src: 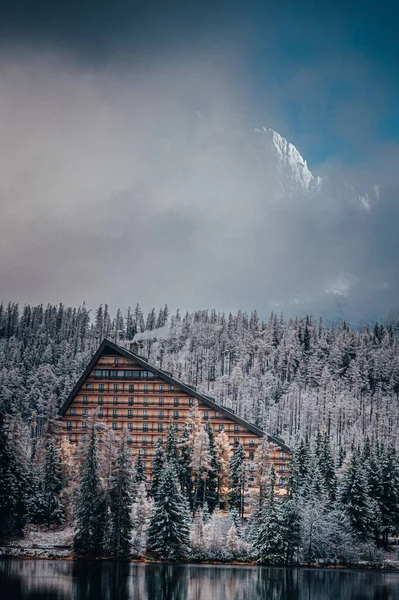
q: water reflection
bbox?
[1,560,399,600]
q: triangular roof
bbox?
[59,339,291,453]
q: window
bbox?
[170,385,174,391]
[99,383,105,392]
[82,435,87,441]
[127,447,132,455]
[114,383,119,392]
[129,384,134,392]
[219,424,224,431]
[98,397,103,405]
[158,410,164,419]
[143,423,149,432]
[128,423,133,431]
[144,384,149,391]
[94,369,102,377]
[249,451,255,460]
[173,410,179,419]
[67,421,72,430]
[70,408,75,415]
[279,465,285,472]
[158,423,164,432]
[83,396,88,404]
[147,372,155,379]
[204,411,209,420]
[142,462,147,471]
[174,398,179,406]
[86,384,93,390]
[215,411,220,418]
[159,384,165,392]
[112,422,118,430]
[234,425,240,433]
[189,398,194,406]
[128,409,134,418]
[128,397,134,406]
[110,370,118,378]
[142,436,149,444]
[83,409,88,417]
[143,397,149,406]
[95,370,109,379]
[234,437,239,446]
[113,397,118,405]
[98,409,104,418]
[279,478,285,486]
[115,357,120,365]
[140,448,147,456]
[249,438,255,446]
[159,398,164,406]
[113,409,118,418]
[280,452,285,458]
[82,421,88,429]
[143,410,148,418]
[67,434,72,441]
[173,424,179,432]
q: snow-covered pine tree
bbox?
[253,465,286,565]
[131,482,153,557]
[214,430,231,506]
[109,433,134,559]
[74,422,106,556]
[339,449,374,541]
[147,464,191,560]
[150,437,166,499]
[228,442,246,518]
[133,451,147,487]
[165,422,180,468]
[190,427,213,513]
[42,438,65,527]
[178,424,193,503]
[0,413,29,539]
[204,422,219,512]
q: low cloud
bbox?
[0,48,398,320]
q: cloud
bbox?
[0,46,398,321]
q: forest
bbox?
[0,301,399,564]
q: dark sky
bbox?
[0,0,398,319]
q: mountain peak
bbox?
[255,127,323,193]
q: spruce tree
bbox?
[109,434,133,559]
[150,437,166,499]
[254,466,286,565]
[74,423,105,555]
[147,464,191,560]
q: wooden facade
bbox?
[59,340,291,492]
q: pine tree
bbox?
[226,523,239,556]
[191,427,213,513]
[229,442,246,518]
[204,422,219,512]
[215,430,231,506]
[178,424,193,503]
[254,466,286,565]
[109,433,134,559]
[339,450,374,541]
[147,464,191,560]
[133,451,147,487]
[0,414,29,539]
[74,422,106,555]
[42,438,65,527]
[131,482,153,557]
[165,422,180,468]
[150,437,166,499]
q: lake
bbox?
[1,561,399,600]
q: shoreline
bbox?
[1,549,399,572]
